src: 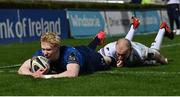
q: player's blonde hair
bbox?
[40,32,61,47]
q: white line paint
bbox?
[161,43,180,48]
[1,69,180,75]
[99,70,180,75]
[0,64,21,69]
[0,70,17,73]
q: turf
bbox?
[0,34,180,96]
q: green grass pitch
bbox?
[0,33,180,96]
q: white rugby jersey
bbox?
[98,41,117,58]
[125,42,149,66]
[98,41,151,66]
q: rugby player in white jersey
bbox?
[90,17,174,67]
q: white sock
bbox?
[150,28,165,50]
[125,25,135,41]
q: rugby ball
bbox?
[30,56,50,74]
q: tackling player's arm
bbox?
[153,52,168,64]
[18,59,33,75]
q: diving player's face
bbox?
[116,44,130,61]
[115,40,131,67]
[41,42,59,61]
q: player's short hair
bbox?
[116,38,132,50]
[40,32,61,47]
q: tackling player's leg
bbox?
[149,22,173,65]
[150,22,174,51]
[160,22,174,40]
[125,16,140,41]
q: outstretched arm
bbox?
[154,52,168,64]
[34,63,80,79]
[18,59,33,75]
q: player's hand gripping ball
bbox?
[30,56,50,74]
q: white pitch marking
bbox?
[98,70,180,75]
[161,43,180,48]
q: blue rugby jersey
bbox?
[75,46,110,73]
[33,46,84,73]
[33,45,110,74]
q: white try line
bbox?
[161,43,180,48]
[1,69,180,75]
[0,64,21,69]
[99,70,180,75]
[0,70,17,73]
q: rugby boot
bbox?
[97,31,106,45]
[160,22,174,40]
[131,16,140,29]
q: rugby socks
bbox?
[88,37,99,50]
[150,29,165,50]
[125,25,135,41]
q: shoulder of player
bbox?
[60,45,79,55]
[60,45,76,51]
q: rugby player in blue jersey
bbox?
[18,32,114,79]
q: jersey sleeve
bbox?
[98,41,116,58]
[65,48,82,66]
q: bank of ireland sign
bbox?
[0,9,68,44]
